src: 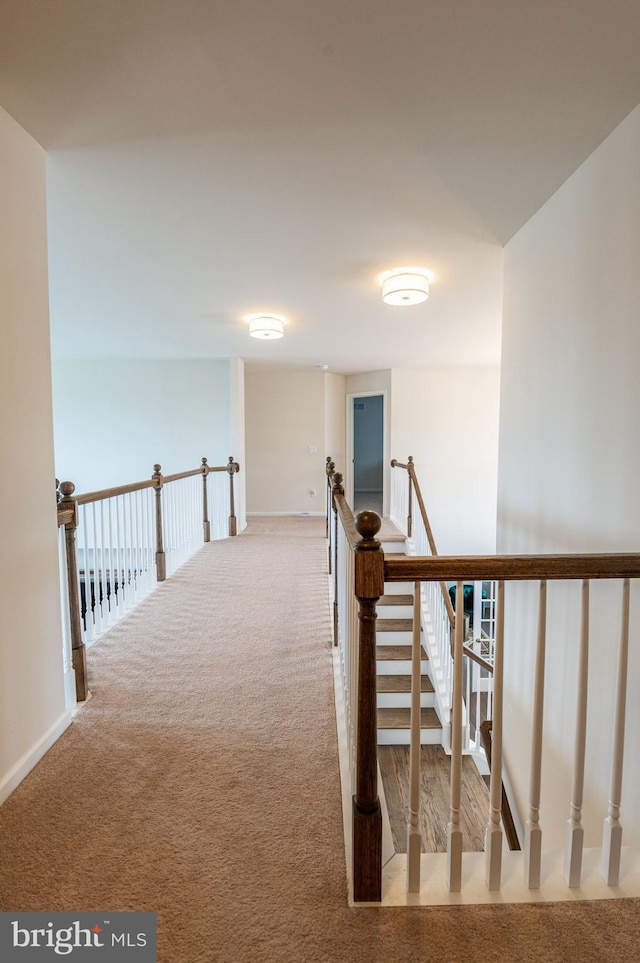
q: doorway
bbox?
[351,393,384,514]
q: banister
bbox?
[390,458,456,626]
[405,460,438,558]
[55,457,240,703]
[463,643,494,675]
[75,478,156,505]
[384,553,640,582]
[161,467,203,484]
[480,720,520,853]
[333,490,361,551]
[68,461,238,505]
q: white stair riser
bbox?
[377,659,429,675]
[376,631,418,644]
[377,692,435,709]
[381,542,406,554]
[382,582,414,595]
[377,605,414,619]
[377,729,442,746]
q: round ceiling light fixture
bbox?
[247,314,286,339]
[380,267,431,306]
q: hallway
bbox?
[0,518,638,962]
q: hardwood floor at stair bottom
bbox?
[378,745,490,853]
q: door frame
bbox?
[345,389,388,517]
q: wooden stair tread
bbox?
[379,594,413,606]
[377,618,413,632]
[377,674,434,693]
[376,644,427,661]
[377,707,441,729]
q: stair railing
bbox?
[56,457,240,702]
[376,549,639,900]
[390,458,458,744]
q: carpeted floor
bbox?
[0,517,638,961]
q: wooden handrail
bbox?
[463,643,494,675]
[74,478,156,505]
[391,458,456,627]
[67,461,237,505]
[384,553,640,582]
[480,720,520,852]
[333,491,360,551]
[162,467,203,484]
[406,461,439,557]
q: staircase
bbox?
[377,537,442,745]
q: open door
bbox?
[350,393,384,514]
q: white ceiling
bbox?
[2,1,640,373]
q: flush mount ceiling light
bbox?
[247,314,285,339]
[380,267,431,306]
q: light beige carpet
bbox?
[0,517,638,961]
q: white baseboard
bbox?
[0,710,74,806]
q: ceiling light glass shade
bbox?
[248,315,285,339]
[381,269,430,306]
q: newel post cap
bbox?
[332,472,344,494]
[355,510,382,549]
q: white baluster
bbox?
[407,580,422,892]
[123,492,132,609]
[525,580,547,888]
[485,579,504,890]
[136,491,145,598]
[98,500,106,626]
[601,577,630,885]
[564,579,589,887]
[92,502,103,634]
[447,581,464,892]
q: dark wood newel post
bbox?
[353,509,384,902]
[227,456,239,536]
[407,455,414,538]
[201,457,211,542]
[331,472,343,645]
[59,481,88,702]
[152,464,166,581]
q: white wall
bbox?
[229,357,247,532]
[0,107,69,802]
[498,104,640,846]
[52,359,231,492]
[391,367,500,554]
[324,372,346,474]
[245,368,326,514]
